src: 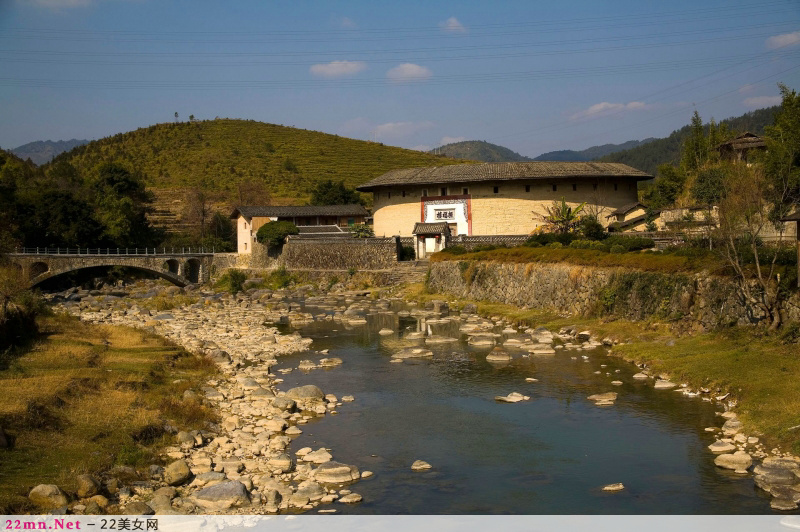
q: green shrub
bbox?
[227,270,246,295]
[525,233,576,247]
[442,245,467,255]
[256,221,299,247]
[350,225,374,238]
[547,242,563,249]
[265,266,294,289]
[579,216,607,241]
[604,235,655,252]
[610,244,625,253]
[589,241,607,251]
[472,244,500,252]
[399,245,416,261]
[569,239,593,249]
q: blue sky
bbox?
[1,0,799,158]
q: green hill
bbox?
[597,107,779,175]
[533,139,654,162]
[12,139,89,166]
[54,119,465,203]
[431,140,532,162]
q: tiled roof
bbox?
[296,225,345,234]
[412,222,451,235]
[780,211,800,222]
[357,162,651,191]
[609,202,646,216]
[231,204,369,219]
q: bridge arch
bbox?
[163,259,180,275]
[30,261,49,279]
[185,258,202,284]
[28,264,189,288]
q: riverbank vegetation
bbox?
[403,283,800,455]
[0,313,218,513]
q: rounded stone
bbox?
[411,460,432,471]
[285,385,325,401]
[28,484,68,509]
[163,460,191,486]
[714,451,753,472]
[314,461,361,483]
[75,474,100,498]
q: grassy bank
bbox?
[403,283,800,455]
[0,313,218,513]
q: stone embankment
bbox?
[427,261,800,329]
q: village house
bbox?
[230,204,368,254]
[356,161,652,238]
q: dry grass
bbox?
[0,313,219,513]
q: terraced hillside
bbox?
[55,119,466,203]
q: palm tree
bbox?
[538,197,586,234]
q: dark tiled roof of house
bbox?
[717,132,767,151]
[357,162,651,191]
[609,202,646,216]
[231,204,368,219]
[412,222,451,235]
[780,211,800,222]
[296,225,345,234]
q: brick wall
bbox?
[281,238,398,270]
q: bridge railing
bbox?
[14,247,215,256]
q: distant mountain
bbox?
[431,140,532,162]
[597,106,779,175]
[12,139,89,165]
[533,139,655,162]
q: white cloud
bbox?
[439,17,467,33]
[766,30,800,50]
[310,60,367,78]
[440,136,466,145]
[372,121,435,140]
[570,101,649,121]
[386,63,433,83]
[743,95,782,108]
[339,16,357,29]
[27,0,92,7]
[738,84,756,94]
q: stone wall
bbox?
[427,260,800,330]
[280,238,398,270]
[449,235,529,250]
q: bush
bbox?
[227,270,246,295]
[610,244,625,254]
[399,245,416,261]
[350,225,374,238]
[603,235,655,252]
[442,245,467,255]
[547,242,563,249]
[579,216,606,240]
[569,239,592,249]
[256,221,299,247]
[525,233,576,247]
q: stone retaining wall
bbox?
[448,234,529,249]
[281,238,398,270]
[427,260,800,329]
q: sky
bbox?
[1,0,800,158]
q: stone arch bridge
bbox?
[8,249,216,287]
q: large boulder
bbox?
[714,451,753,472]
[28,484,68,509]
[285,385,325,401]
[192,481,251,511]
[75,474,100,498]
[313,461,361,483]
[163,460,192,486]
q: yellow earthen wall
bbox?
[371,179,639,236]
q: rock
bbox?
[411,460,432,471]
[192,481,251,511]
[714,451,753,472]
[314,461,361,483]
[272,397,297,412]
[304,448,333,464]
[175,431,196,446]
[392,347,434,359]
[771,498,798,511]
[708,441,737,453]
[88,495,109,509]
[267,453,293,471]
[28,485,68,509]
[124,501,155,515]
[320,358,343,367]
[486,347,512,363]
[632,372,649,380]
[341,395,355,402]
[602,483,625,492]
[164,460,192,486]
[361,471,374,479]
[495,392,528,403]
[147,495,173,514]
[653,380,677,390]
[295,481,325,501]
[286,385,325,401]
[721,418,743,436]
[378,328,394,335]
[587,392,618,402]
[339,493,362,504]
[75,474,100,498]
[754,464,799,490]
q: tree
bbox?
[174,112,179,123]
[189,114,195,122]
[762,83,800,223]
[643,164,687,209]
[92,162,159,247]
[256,221,299,247]
[184,187,216,240]
[309,180,363,206]
[536,197,586,234]
[234,178,271,206]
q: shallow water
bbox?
[272,299,769,514]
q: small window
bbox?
[440,187,447,196]
[572,184,577,191]
[493,186,499,194]
[525,185,530,193]
[614,183,618,191]
[244,242,247,251]
[388,191,391,199]
[552,184,557,192]
[593,184,598,191]
[422,189,428,197]
[462,187,469,195]
[402,190,406,197]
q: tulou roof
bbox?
[357,161,651,191]
[231,204,368,219]
[609,202,647,217]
